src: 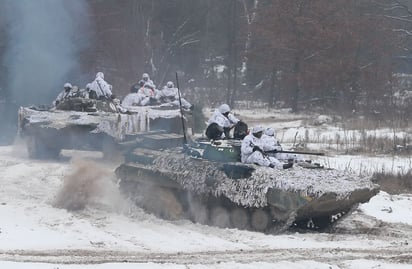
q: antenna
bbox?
[175,72,187,145]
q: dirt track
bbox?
[1,245,411,265]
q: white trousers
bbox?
[170,98,191,110]
[243,151,283,169]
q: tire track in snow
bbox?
[0,247,411,265]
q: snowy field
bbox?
[1,109,412,268]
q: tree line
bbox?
[2,0,412,119]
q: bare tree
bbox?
[247,0,404,114]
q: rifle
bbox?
[265,149,325,156]
[175,72,187,145]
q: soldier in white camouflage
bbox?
[241,126,293,169]
[53,83,75,106]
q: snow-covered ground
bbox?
[1,108,412,268]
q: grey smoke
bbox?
[2,0,90,106]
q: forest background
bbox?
[1,0,412,139]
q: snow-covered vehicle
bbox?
[115,137,380,233]
[18,97,187,159]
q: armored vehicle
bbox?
[115,137,379,232]
[18,97,188,159]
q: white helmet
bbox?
[166,81,174,88]
[96,72,104,79]
[252,126,264,134]
[142,73,150,80]
[218,104,230,114]
[264,127,275,136]
[64,82,72,89]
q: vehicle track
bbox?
[1,246,411,265]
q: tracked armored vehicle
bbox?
[115,137,379,233]
[18,97,188,159]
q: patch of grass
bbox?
[291,117,412,156]
[373,171,412,194]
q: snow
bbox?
[20,105,182,141]
[360,191,412,225]
[316,154,412,175]
[2,108,412,268]
[2,260,412,269]
[153,151,377,208]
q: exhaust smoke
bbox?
[0,0,91,143]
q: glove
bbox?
[253,146,262,153]
[269,163,275,169]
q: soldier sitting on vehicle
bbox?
[122,82,144,107]
[156,81,193,110]
[241,126,293,169]
[141,73,156,90]
[88,72,114,100]
[54,83,97,111]
[262,127,304,163]
[130,79,145,95]
[53,83,75,106]
[138,82,159,106]
[75,85,89,99]
[206,104,241,140]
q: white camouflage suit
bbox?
[262,128,303,162]
[88,72,113,99]
[141,73,156,90]
[156,82,192,109]
[241,128,283,168]
[121,92,144,106]
[207,105,239,139]
[137,85,157,106]
[53,83,75,106]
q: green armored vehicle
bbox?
[115,137,379,232]
[18,97,187,159]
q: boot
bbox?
[282,163,293,169]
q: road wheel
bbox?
[210,206,231,228]
[230,208,249,230]
[270,206,290,222]
[143,187,183,221]
[251,209,270,231]
[312,216,331,230]
[189,198,209,224]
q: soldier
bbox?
[122,83,144,107]
[241,126,293,169]
[262,127,304,163]
[130,79,145,94]
[138,83,158,106]
[157,81,193,110]
[206,104,239,140]
[53,83,74,106]
[141,73,156,90]
[88,72,113,100]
